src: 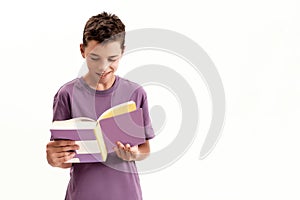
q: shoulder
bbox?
[116,76,148,107]
[54,78,80,99]
[117,76,147,96]
[52,78,80,121]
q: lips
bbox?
[97,71,112,78]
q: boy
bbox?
[46,12,155,200]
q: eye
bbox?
[108,59,117,62]
[90,57,100,61]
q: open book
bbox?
[50,101,146,163]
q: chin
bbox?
[99,73,115,82]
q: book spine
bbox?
[93,123,108,162]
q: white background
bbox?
[0,0,299,199]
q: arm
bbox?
[114,87,155,161]
[114,140,151,161]
[48,87,76,168]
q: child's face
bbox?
[80,40,123,83]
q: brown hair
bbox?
[82,12,125,49]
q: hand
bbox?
[114,141,139,161]
[46,140,79,168]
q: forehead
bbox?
[86,40,122,56]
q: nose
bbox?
[95,60,111,73]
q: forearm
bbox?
[135,140,150,161]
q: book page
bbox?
[51,118,97,129]
[98,101,137,121]
[75,140,101,154]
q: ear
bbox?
[80,44,85,58]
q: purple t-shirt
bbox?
[52,76,155,200]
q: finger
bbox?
[54,151,76,158]
[53,140,76,147]
[119,147,128,160]
[125,150,132,161]
[48,152,75,167]
[55,145,79,153]
[55,152,76,163]
[125,144,131,151]
[128,146,139,161]
[117,141,125,150]
[49,151,75,161]
[47,141,78,153]
[114,147,122,158]
[129,145,139,154]
[47,146,78,155]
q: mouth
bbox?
[96,71,112,78]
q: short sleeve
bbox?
[52,88,72,121]
[134,88,155,140]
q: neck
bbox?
[96,75,116,90]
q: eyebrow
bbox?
[89,53,119,58]
[109,55,119,58]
